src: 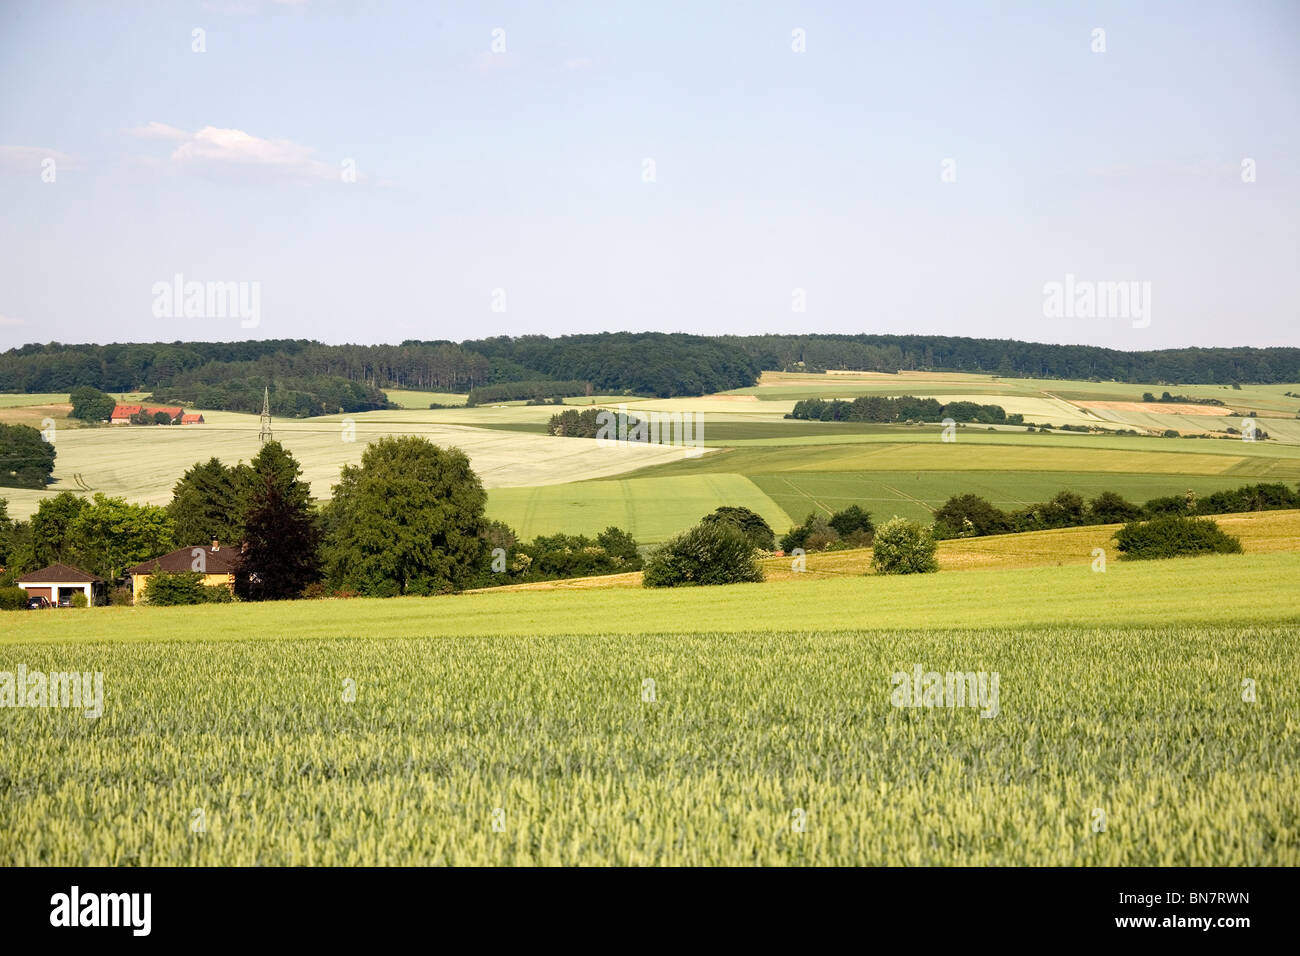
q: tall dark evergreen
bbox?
[235,441,320,600]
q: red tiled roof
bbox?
[18,562,103,584]
[111,404,184,420]
[181,413,204,424]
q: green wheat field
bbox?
[3,557,1298,866]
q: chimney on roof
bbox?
[211,538,219,552]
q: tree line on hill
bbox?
[787,396,1018,425]
[6,334,1296,416]
[1142,391,1227,406]
[722,334,1300,384]
[0,333,763,409]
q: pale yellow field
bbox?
[0,410,708,519]
[593,396,794,418]
[910,393,1101,427]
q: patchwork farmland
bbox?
[3,371,1300,866]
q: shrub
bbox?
[1144,494,1193,517]
[828,505,874,541]
[1197,482,1300,515]
[932,494,1010,539]
[700,506,776,551]
[780,512,841,553]
[142,571,207,606]
[595,526,642,567]
[1088,491,1144,524]
[69,591,89,608]
[1114,515,1243,560]
[0,586,28,610]
[1021,491,1086,530]
[108,585,133,606]
[203,584,235,603]
[870,517,938,575]
[643,521,764,588]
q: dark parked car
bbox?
[26,595,52,609]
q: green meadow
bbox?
[6,551,1299,642]
[486,473,789,544]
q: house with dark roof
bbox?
[127,540,240,604]
[17,563,106,606]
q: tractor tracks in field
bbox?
[878,481,936,514]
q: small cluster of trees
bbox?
[546,407,654,439]
[930,482,1300,540]
[477,524,642,585]
[0,491,174,586]
[787,396,1018,425]
[1142,391,1226,406]
[0,423,56,489]
[779,506,875,552]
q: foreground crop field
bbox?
[1,621,1295,865]
[3,554,1298,866]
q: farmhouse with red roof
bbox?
[109,404,186,424]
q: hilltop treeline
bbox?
[0,333,762,401]
[723,335,1300,384]
[3,335,1299,409]
[788,396,1017,424]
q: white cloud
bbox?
[564,57,592,70]
[129,122,350,183]
[0,314,27,327]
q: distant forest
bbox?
[1,334,1296,417]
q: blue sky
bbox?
[0,0,1296,351]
